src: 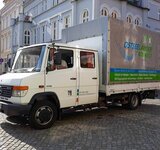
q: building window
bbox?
[53,0,62,6]
[135,18,141,26]
[4,37,6,50]
[6,16,8,27]
[57,0,63,4]
[158,10,160,20]
[4,18,6,29]
[52,21,58,40]
[64,16,70,28]
[7,35,10,49]
[101,7,109,16]
[3,18,5,29]
[34,6,38,16]
[34,29,37,44]
[14,32,17,46]
[42,2,44,12]
[6,36,8,50]
[24,30,30,45]
[1,19,3,30]
[42,25,45,42]
[8,35,10,49]
[82,10,89,23]
[111,11,118,19]
[45,0,47,11]
[9,15,11,26]
[127,15,132,23]
[1,38,3,51]
[2,38,4,51]
[42,1,47,12]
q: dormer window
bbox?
[101,8,109,16]
[82,10,89,23]
[111,11,118,19]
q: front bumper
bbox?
[0,101,31,116]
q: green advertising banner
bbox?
[110,68,160,82]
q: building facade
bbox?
[0,0,23,73]
[147,0,160,32]
[23,0,160,45]
[0,0,160,74]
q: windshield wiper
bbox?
[12,68,30,73]
[12,67,40,73]
[31,67,40,72]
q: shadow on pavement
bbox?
[1,102,160,149]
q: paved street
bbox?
[0,99,160,150]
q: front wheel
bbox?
[128,93,140,110]
[29,101,58,129]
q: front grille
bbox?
[0,85,12,98]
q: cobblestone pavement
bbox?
[0,99,160,150]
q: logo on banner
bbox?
[121,35,153,61]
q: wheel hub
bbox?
[35,106,53,125]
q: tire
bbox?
[29,100,58,129]
[128,93,139,110]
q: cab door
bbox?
[78,50,99,105]
[45,48,77,108]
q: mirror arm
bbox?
[46,67,49,74]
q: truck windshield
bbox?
[11,45,46,73]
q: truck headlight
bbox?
[12,86,29,97]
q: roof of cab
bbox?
[18,42,98,52]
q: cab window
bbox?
[80,51,95,68]
[47,48,73,71]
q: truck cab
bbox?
[0,43,99,129]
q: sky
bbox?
[0,0,4,10]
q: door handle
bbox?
[70,78,77,80]
[92,77,97,80]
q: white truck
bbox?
[0,17,160,129]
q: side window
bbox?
[47,48,56,71]
[47,48,74,71]
[80,51,95,68]
[57,49,73,70]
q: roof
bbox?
[19,43,98,52]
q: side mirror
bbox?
[54,51,61,65]
[46,66,49,74]
[7,53,15,69]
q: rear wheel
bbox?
[128,93,139,110]
[29,100,58,129]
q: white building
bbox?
[0,0,23,73]
[23,0,160,45]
